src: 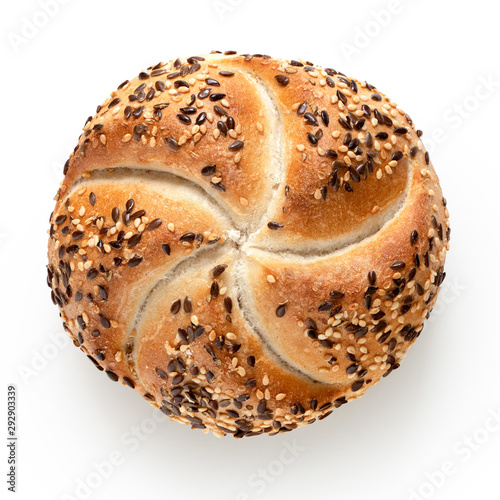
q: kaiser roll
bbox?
[47,51,450,438]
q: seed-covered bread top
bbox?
[47,51,450,438]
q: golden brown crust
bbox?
[47,51,450,438]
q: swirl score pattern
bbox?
[47,52,450,438]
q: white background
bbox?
[2,1,499,499]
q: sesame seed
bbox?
[229,140,244,151]
[276,303,287,317]
[304,113,319,126]
[275,75,290,86]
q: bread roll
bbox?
[47,51,450,437]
